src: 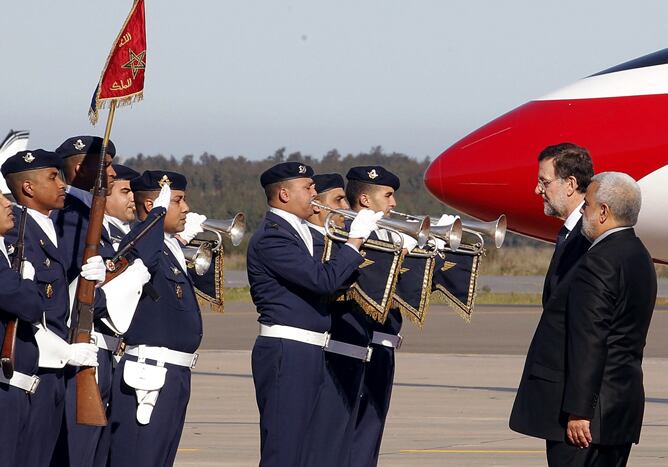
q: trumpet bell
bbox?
[197,213,247,247]
[429,217,462,251]
[462,214,507,248]
[183,243,212,276]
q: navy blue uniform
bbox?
[108,207,202,467]
[300,228,371,467]
[247,212,363,467]
[5,211,72,467]
[50,193,117,467]
[0,241,42,467]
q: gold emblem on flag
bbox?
[121,49,146,79]
[74,139,86,151]
[440,261,456,272]
[367,169,378,179]
[45,283,54,299]
[158,175,172,187]
[23,152,35,163]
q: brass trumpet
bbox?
[193,213,247,249]
[462,215,507,249]
[183,243,213,276]
[389,210,463,251]
[311,201,430,251]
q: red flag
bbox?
[89,0,146,124]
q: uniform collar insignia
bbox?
[367,169,378,179]
[159,175,172,187]
[23,152,35,163]
[73,139,86,151]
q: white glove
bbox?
[21,260,35,281]
[67,342,99,367]
[348,209,384,240]
[153,183,171,210]
[178,212,207,244]
[434,214,458,250]
[80,255,106,287]
[399,233,418,252]
[437,214,458,226]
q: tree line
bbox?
[121,147,541,251]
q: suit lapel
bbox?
[543,219,584,304]
[265,212,311,256]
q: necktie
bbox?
[556,225,569,247]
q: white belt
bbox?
[0,371,40,394]
[371,331,402,349]
[92,331,124,354]
[259,324,372,361]
[125,345,198,369]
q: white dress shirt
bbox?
[562,201,585,239]
[306,222,326,236]
[28,208,58,247]
[164,234,188,272]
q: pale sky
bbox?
[2,1,668,160]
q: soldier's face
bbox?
[164,190,189,234]
[284,178,316,220]
[366,186,396,215]
[26,167,67,212]
[0,194,14,235]
[106,179,136,223]
[315,188,348,227]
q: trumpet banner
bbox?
[392,250,436,327]
[188,244,225,314]
[323,231,403,324]
[431,244,483,322]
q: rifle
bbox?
[0,205,28,379]
[71,105,116,426]
[104,209,166,283]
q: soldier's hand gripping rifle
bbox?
[0,205,29,379]
[71,140,112,426]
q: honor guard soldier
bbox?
[51,136,149,467]
[346,165,404,467]
[303,173,375,467]
[247,162,381,467]
[0,192,42,467]
[1,149,102,466]
[105,164,140,250]
[107,171,202,467]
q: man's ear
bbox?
[566,176,578,196]
[278,186,289,203]
[359,193,371,209]
[144,197,154,213]
[599,203,609,224]
[22,180,34,198]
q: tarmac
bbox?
[174,302,668,466]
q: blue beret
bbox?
[1,149,63,178]
[55,136,116,159]
[130,170,187,192]
[346,166,400,190]
[113,164,140,181]
[260,162,314,188]
[313,173,345,194]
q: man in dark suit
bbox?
[247,162,380,467]
[509,143,594,464]
[561,172,656,466]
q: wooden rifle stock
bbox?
[73,102,116,426]
[1,206,28,379]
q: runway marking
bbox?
[400,449,542,454]
[177,448,200,452]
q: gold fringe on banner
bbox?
[90,94,144,125]
[193,247,225,314]
[431,250,483,323]
[393,255,436,327]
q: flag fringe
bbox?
[89,93,144,125]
